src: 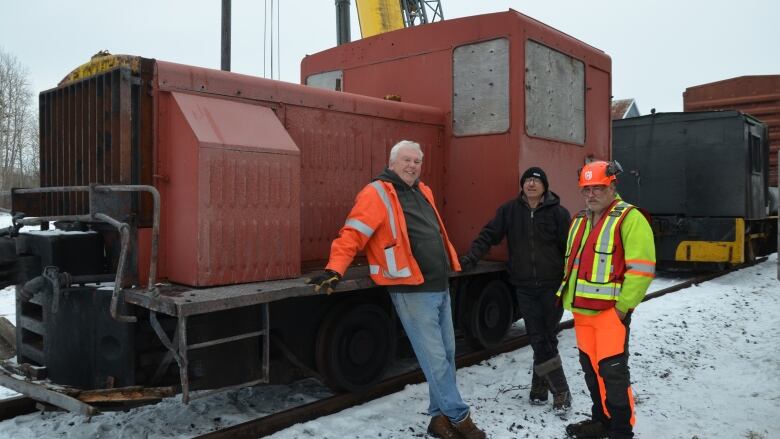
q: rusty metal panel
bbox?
[163,92,300,287]
[285,106,373,262]
[684,75,780,186]
[32,64,154,219]
[284,105,444,263]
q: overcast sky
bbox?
[2,0,778,114]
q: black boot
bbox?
[534,355,572,411]
[565,418,608,438]
[529,370,549,404]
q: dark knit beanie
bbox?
[520,166,549,191]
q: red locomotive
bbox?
[0,9,611,406]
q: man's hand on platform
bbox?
[307,269,342,295]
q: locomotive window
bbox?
[750,134,761,173]
[452,38,510,136]
[525,40,585,144]
[306,70,343,91]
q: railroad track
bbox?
[0,259,765,434]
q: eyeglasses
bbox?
[580,185,608,196]
[524,177,543,185]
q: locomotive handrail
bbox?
[93,212,136,323]
[94,184,162,295]
[11,184,163,322]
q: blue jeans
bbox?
[389,290,470,423]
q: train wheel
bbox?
[315,301,396,392]
[464,280,514,350]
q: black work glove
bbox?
[307,269,342,294]
[459,254,478,272]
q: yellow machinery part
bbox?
[356,0,405,38]
[59,52,141,86]
[675,218,745,264]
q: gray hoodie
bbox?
[376,168,449,293]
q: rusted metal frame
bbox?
[51,89,62,214]
[148,311,184,382]
[104,72,115,186]
[0,368,97,416]
[95,184,161,292]
[14,184,162,295]
[39,93,50,216]
[16,214,92,226]
[187,330,264,351]
[269,333,322,383]
[118,69,133,185]
[97,74,106,186]
[147,305,270,404]
[110,71,121,184]
[177,314,191,404]
[149,309,191,404]
[92,211,136,323]
[137,60,155,225]
[262,303,270,384]
[79,80,88,212]
[13,186,138,323]
[14,186,90,195]
[64,85,72,213]
[87,77,96,210]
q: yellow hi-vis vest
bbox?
[559,201,634,310]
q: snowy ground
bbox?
[0,250,776,438]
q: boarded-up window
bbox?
[525,40,585,144]
[306,70,343,91]
[452,38,509,136]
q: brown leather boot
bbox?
[427,415,460,439]
[452,413,487,439]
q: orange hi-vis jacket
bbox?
[557,197,656,315]
[326,180,461,285]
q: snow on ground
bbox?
[0,254,777,438]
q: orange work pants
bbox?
[573,308,635,438]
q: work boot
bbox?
[452,412,487,439]
[529,370,549,404]
[565,419,608,438]
[427,415,460,439]
[534,355,572,411]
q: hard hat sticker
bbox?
[584,170,593,180]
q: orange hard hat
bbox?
[578,160,622,187]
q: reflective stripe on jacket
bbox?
[558,197,656,314]
[326,180,461,285]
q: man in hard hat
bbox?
[308,140,487,439]
[459,166,572,411]
[560,160,655,439]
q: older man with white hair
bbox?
[309,140,487,439]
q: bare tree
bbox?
[0,47,38,199]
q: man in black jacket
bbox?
[460,166,572,411]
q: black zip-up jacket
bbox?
[464,191,571,288]
[377,168,449,293]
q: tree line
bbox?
[0,47,39,209]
